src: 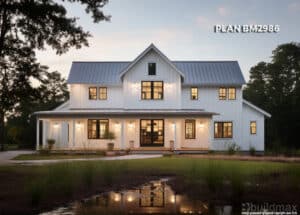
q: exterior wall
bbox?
[242,104,265,151]
[182,86,244,150]
[69,84,123,109]
[122,50,181,109]
[39,117,210,150]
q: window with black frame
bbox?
[141,81,163,100]
[185,119,196,139]
[214,122,233,138]
[88,119,109,139]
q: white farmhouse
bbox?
[35,44,271,152]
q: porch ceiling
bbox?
[34,109,218,118]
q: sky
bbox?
[36,0,300,81]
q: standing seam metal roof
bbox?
[67,60,246,86]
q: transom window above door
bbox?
[141,81,163,100]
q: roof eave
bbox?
[243,99,271,118]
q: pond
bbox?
[40,178,237,214]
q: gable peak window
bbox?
[148,63,156,75]
[89,87,97,100]
[191,87,198,100]
[141,81,163,100]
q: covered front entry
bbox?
[140,119,164,147]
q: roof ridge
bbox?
[72,61,131,63]
[173,60,238,63]
[72,60,238,63]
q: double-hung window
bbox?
[191,87,198,100]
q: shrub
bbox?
[226,142,240,155]
[249,146,256,156]
[47,138,55,150]
[107,142,114,151]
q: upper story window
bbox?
[219,87,227,100]
[250,121,257,134]
[219,87,236,100]
[89,87,97,100]
[185,119,196,139]
[190,87,198,100]
[214,121,233,138]
[88,119,109,139]
[228,88,236,100]
[141,81,163,100]
[99,87,107,100]
[148,63,156,75]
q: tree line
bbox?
[244,42,300,150]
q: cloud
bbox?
[288,2,300,12]
[217,6,229,17]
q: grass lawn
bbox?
[13,153,104,160]
[0,157,299,214]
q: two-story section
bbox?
[35,44,271,152]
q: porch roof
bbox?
[34,108,218,118]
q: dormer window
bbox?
[148,63,156,75]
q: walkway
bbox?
[0,152,162,165]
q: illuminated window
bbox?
[148,63,156,75]
[219,87,227,100]
[88,119,109,139]
[250,121,257,134]
[228,88,236,100]
[191,87,198,100]
[214,122,233,138]
[89,87,97,100]
[99,87,107,100]
[141,81,163,100]
[185,119,196,139]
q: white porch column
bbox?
[36,118,40,150]
[72,119,76,148]
[173,123,177,149]
[120,120,125,149]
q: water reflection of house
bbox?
[80,180,209,214]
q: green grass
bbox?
[1,157,300,213]
[13,153,104,160]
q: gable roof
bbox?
[243,99,271,118]
[67,44,246,86]
[119,43,185,80]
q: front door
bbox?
[140,119,164,147]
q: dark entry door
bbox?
[140,119,164,147]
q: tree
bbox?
[244,42,300,149]
[0,0,110,150]
[6,71,69,148]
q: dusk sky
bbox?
[36,0,300,81]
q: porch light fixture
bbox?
[129,121,134,128]
[76,121,82,128]
[198,121,204,128]
[53,123,59,128]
